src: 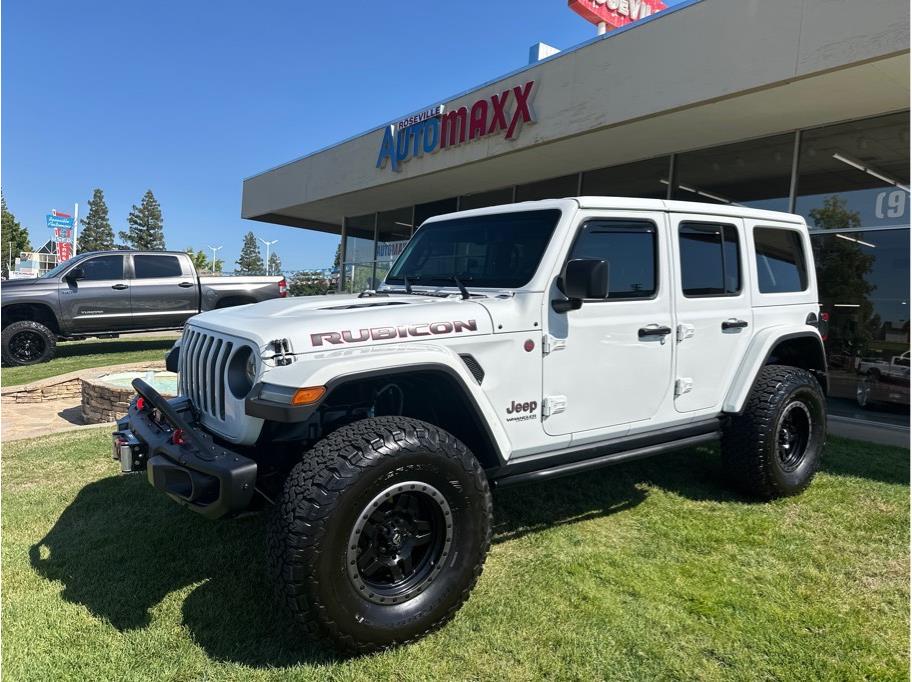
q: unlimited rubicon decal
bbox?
[311,319,478,346]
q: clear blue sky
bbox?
[2,0,683,272]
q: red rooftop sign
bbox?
[568,0,667,30]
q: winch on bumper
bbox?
[112,378,257,519]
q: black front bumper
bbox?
[114,379,257,519]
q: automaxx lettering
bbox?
[376,81,536,172]
[311,319,478,346]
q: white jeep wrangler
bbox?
[114,197,828,652]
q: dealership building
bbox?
[242,0,910,436]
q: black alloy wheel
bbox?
[1,320,57,366]
[776,401,812,472]
[347,481,452,605]
[9,329,46,363]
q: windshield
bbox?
[386,209,561,289]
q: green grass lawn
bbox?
[2,431,907,681]
[1,336,176,387]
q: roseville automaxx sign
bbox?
[376,81,537,172]
[568,0,667,29]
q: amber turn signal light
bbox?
[291,386,326,405]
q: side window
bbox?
[134,255,183,279]
[568,220,657,299]
[753,227,808,293]
[679,222,741,296]
[78,255,124,281]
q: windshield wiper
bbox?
[385,275,449,298]
[441,274,472,300]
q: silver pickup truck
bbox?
[0,250,286,366]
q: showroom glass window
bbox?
[343,213,375,293]
[811,228,910,427]
[672,134,794,211]
[515,174,579,202]
[796,112,910,231]
[414,198,458,227]
[376,206,413,284]
[460,188,514,211]
[567,220,657,299]
[582,156,671,199]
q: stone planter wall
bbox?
[79,365,176,425]
[1,361,169,426]
[81,382,136,424]
[3,378,82,404]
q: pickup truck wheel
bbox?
[1,320,56,366]
[856,373,876,408]
[721,365,826,499]
[267,416,492,654]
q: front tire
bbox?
[722,365,826,499]
[268,416,492,654]
[1,320,56,366]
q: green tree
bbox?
[809,195,878,357]
[332,241,342,271]
[185,247,208,271]
[119,190,165,250]
[236,231,265,275]
[268,251,282,276]
[77,189,115,252]
[1,193,32,277]
[288,269,330,296]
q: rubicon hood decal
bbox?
[189,294,494,352]
[312,320,478,346]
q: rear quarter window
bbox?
[753,227,808,293]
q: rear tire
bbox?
[267,416,492,653]
[1,320,56,366]
[722,365,826,499]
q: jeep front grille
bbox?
[179,327,235,423]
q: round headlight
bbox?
[245,352,257,385]
[228,346,257,399]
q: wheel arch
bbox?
[317,365,506,470]
[724,330,827,414]
[1,302,60,335]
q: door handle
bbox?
[638,325,673,339]
[178,281,194,288]
[111,283,129,290]
[722,319,749,330]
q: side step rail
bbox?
[492,431,720,488]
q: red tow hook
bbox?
[136,396,145,411]
[171,428,186,446]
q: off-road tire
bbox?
[1,320,56,366]
[722,365,826,499]
[267,416,492,654]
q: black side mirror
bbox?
[66,267,84,282]
[553,259,609,313]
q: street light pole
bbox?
[258,237,278,276]
[207,245,223,275]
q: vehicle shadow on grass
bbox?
[56,338,175,358]
[28,439,906,669]
[29,460,655,668]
